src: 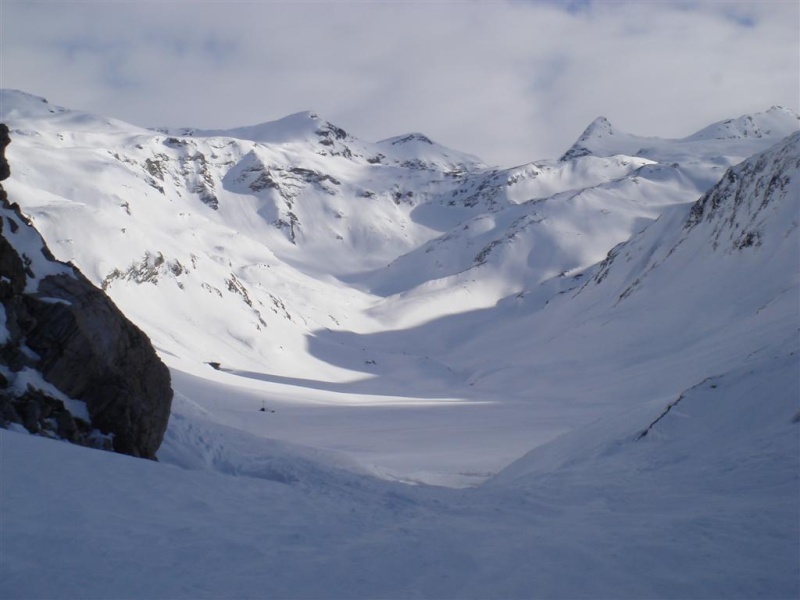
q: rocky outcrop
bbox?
[0,125,9,181]
[0,123,172,459]
[685,131,800,251]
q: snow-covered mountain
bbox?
[3,89,795,373]
[1,89,798,598]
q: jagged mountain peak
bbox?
[581,116,615,139]
[559,116,621,161]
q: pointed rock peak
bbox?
[580,116,615,141]
[559,116,617,161]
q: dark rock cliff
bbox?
[0,123,172,459]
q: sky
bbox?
[1,0,798,167]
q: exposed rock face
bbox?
[0,124,9,180]
[685,130,800,250]
[0,123,172,459]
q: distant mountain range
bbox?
[1,89,795,384]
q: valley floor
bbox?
[2,350,797,599]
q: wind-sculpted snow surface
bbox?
[1,90,799,598]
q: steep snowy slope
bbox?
[491,131,800,483]
[441,132,800,402]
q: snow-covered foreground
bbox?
[1,92,799,597]
[2,350,797,599]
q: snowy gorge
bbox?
[1,89,798,599]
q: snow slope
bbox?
[1,357,796,599]
[1,91,799,598]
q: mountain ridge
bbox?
[2,88,797,379]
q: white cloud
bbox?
[1,0,797,166]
